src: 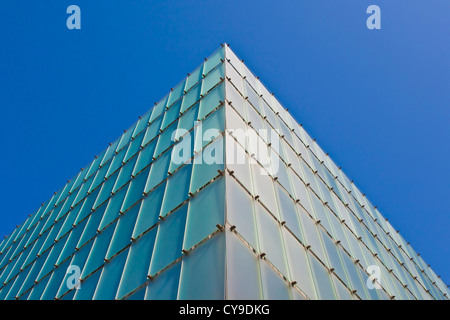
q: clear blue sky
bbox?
[0,1,449,286]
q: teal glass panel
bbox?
[226,176,258,250]
[84,155,103,182]
[40,259,71,300]
[72,177,94,207]
[260,260,291,300]
[121,166,150,212]
[178,232,225,300]
[113,156,137,193]
[56,204,82,241]
[93,248,129,300]
[160,164,192,217]
[116,227,157,299]
[204,47,224,75]
[73,269,101,300]
[145,261,181,300]
[169,130,194,174]
[142,116,163,147]
[153,120,178,158]
[73,187,100,225]
[21,232,47,271]
[254,201,289,277]
[16,250,50,298]
[4,265,29,300]
[177,102,199,137]
[117,125,135,152]
[38,216,66,256]
[149,94,169,123]
[7,234,30,268]
[55,193,77,223]
[0,261,15,286]
[0,277,14,300]
[88,161,111,194]
[27,272,51,300]
[194,106,224,153]
[190,136,224,193]
[100,139,120,167]
[54,178,77,208]
[35,234,69,282]
[105,147,127,178]
[181,83,201,113]
[132,181,166,239]
[70,168,89,195]
[148,204,188,276]
[183,177,225,249]
[105,204,139,260]
[133,139,156,176]
[161,100,182,131]
[201,64,224,95]
[76,203,107,249]
[81,221,117,279]
[144,151,170,193]
[185,64,203,92]
[124,286,146,300]
[124,131,145,163]
[98,184,129,231]
[55,218,88,266]
[2,246,32,288]
[167,79,186,107]
[55,241,94,299]
[226,231,262,300]
[132,109,152,139]
[93,171,119,210]
[198,82,224,120]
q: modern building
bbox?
[0,45,448,300]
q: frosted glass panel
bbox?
[226,231,262,300]
[254,201,288,277]
[226,176,258,250]
[183,177,225,249]
[148,204,188,276]
[178,233,225,300]
[116,227,157,299]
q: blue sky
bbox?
[0,1,449,286]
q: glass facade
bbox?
[0,45,448,300]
